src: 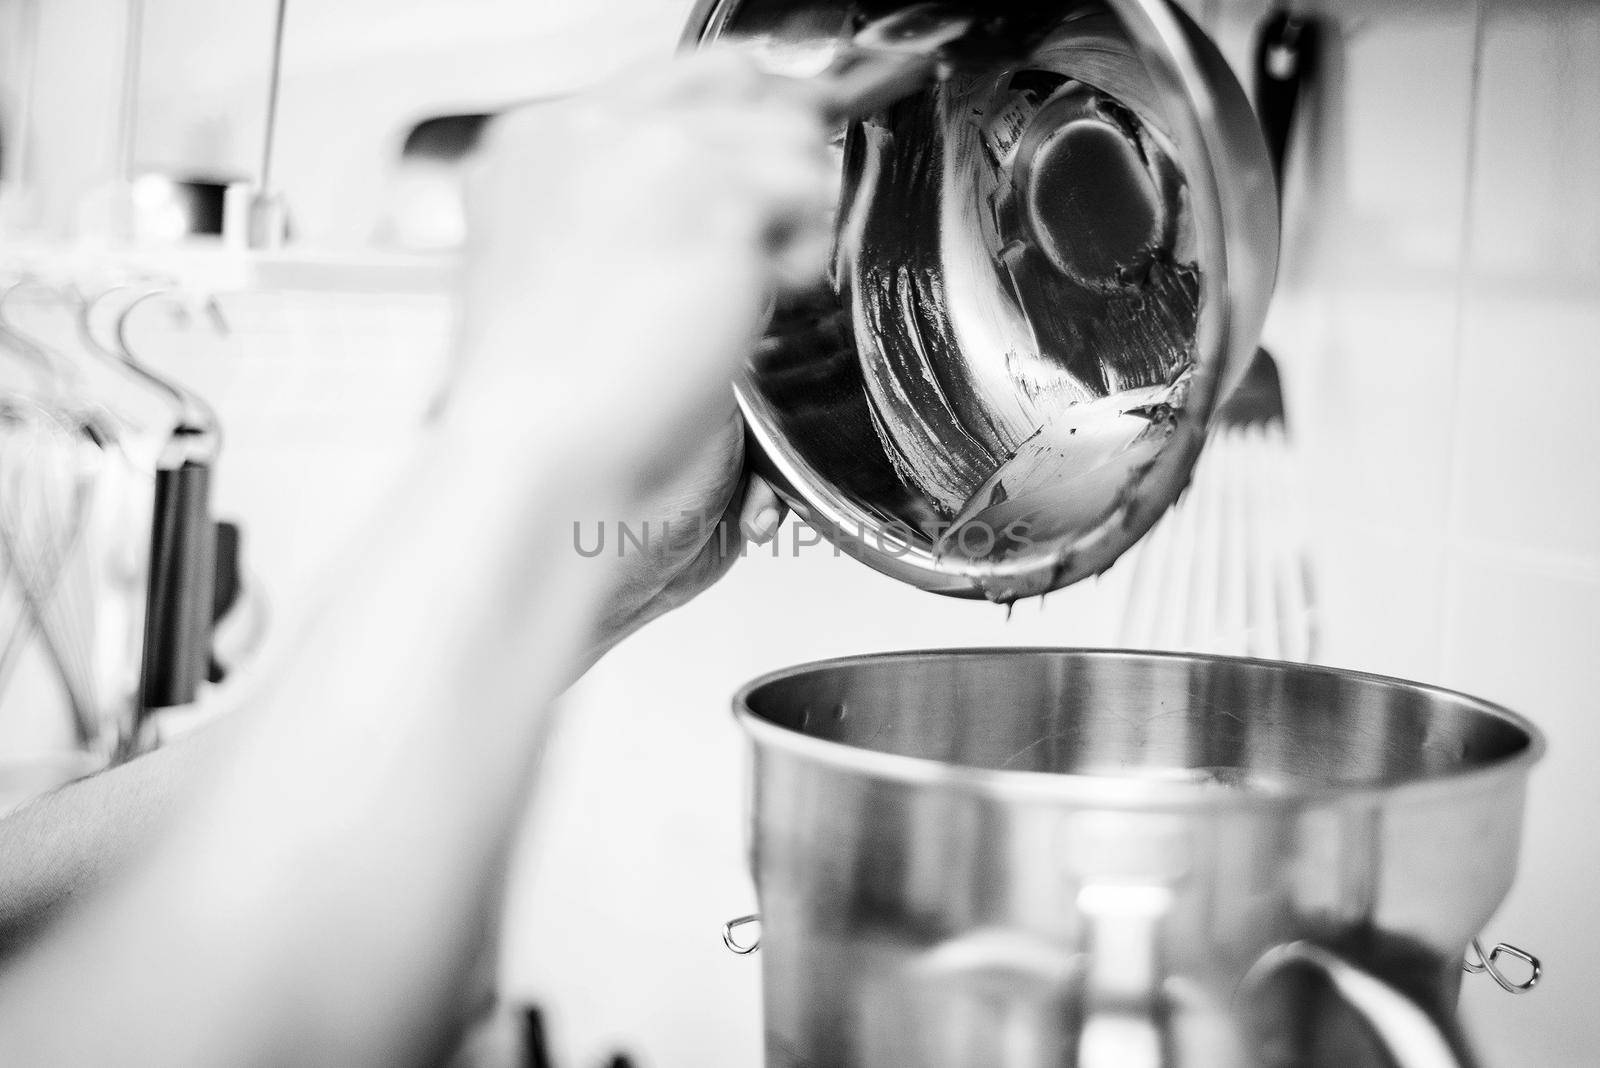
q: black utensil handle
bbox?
[138,459,217,712]
[1253,10,1319,191]
[207,520,244,685]
[523,1005,555,1068]
[211,520,243,623]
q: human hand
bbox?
[444,50,832,652]
[0,57,837,1068]
[580,405,786,666]
[450,50,835,490]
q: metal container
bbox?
[733,649,1542,1066]
[687,2,1279,601]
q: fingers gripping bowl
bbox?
[685,0,1278,600]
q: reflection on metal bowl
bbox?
[686,1,1278,600]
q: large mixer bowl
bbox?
[686,1,1278,600]
[735,649,1543,1066]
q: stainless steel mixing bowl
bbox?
[735,649,1542,1067]
[686,1,1278,600]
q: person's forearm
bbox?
[0,404,621,1068]
[0,729,217,960]
[0,439,619,977]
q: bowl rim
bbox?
[732,647,1546,810]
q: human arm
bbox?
[0,54,800,975]
[0,51,829,1068]
[0,728,221,959]
[0,410,781,966]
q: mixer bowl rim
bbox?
[732,647,1545,809]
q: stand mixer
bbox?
[734,649,1539,1068]
[682,2,1546,1065]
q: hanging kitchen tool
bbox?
[0,278,136,750]
[0,277,75,397]
[106,289,221,750]
[68,281,226,749]
[78,279,264,746]
[687,0,1278,601]
[0,394,104,748]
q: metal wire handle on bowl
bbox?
[721,914,762,955]
[1463,937,1540,994]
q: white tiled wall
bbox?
[1208,1,1600,1064]
[2,0,1597,1064]
[1442,5,1600,1061]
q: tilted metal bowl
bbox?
[685,0,1278,600]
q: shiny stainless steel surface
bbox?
[734,649,1542,1066]
[1462,938,1539,995]
[687,1,1278,601]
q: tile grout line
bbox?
[1436,0,1490,685]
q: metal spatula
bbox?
[805,3,1060,122]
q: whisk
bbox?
[1114,349,1315,660]
[0,396,107,747]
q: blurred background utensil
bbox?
[0,396,106,748]
[0,274,242,764]
[1115,346,1316,659]
[110,289,221,749]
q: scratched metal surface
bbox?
[693,0,1275,600]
